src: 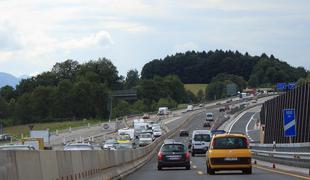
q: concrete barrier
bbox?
[0,110,202,180]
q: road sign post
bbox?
[283,109,296,141]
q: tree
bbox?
[70,80,95,118]
[51,80,74,118]
[125,69,139,89]
[157,97,177,109]
[196,89,205,102]
[0,85,16,102]
[206,81,226,100]
[15,93,33,123]
[186,90,197,103]
[31,86,56,121]
[0,97,9,118]
[113,100,130,117]
[78,58,120,88]
[52,59,80,81]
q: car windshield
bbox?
[119,136,130,140]
[207,114,213,117]
[161,144,186,152]
[194,134,211,142]
[213,137,248,149]
[140,134,151,138]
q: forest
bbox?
[0,50,308,126]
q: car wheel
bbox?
[243,168,252,174]
[207,164,215,175]
[186,165,191,170]
[157,165,162,170]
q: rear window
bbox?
[161,144,186,152]
[140,134,151,138]
[213,137,247,149]
[207,114,213,117]
[194,134,211,142]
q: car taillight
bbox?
[245,138,250,148]
[211,140,215,149]
[158,152,163,160]
[185,151,190,159]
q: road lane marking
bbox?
[228,111,248,132]
[254,165,310,180]
[192,165,197,169]
[197,171,204,175]
[164,117,181,125]
[245,112,257,142]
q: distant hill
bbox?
[0,72,19,88]
[141,50,308,87]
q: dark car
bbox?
[179,130,189,137]
[157,141,191,170]
[203,122,211,128]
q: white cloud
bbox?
[0,0,309,76]
[0,21,23,51]
[172,42,200,53]
[59,31,113,51]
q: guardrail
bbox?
[0,109,202,180]
[251,142,310,152]
[252,149,310,168]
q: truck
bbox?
[22,138,44,150]
[158,107,169,115]
[30,130,51,149]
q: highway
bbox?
[125,107,302,180]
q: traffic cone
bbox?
[272,163,276,169]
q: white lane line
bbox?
[197,171,204,175]
[228,111,248,132]
[245,113,257,142]
[164,117,181,125]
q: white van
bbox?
[191,130,211,156]
[158,107,169,115]
[187,105,193,112]
[206,112,214,121]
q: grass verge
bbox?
[3,119,102,139]
[184,84,208,95]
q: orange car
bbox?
[206,133,252,175]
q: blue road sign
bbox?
[287,82,296,90]
[283,109,296,137]
[277,83,286,90]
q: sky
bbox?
[0,0,309,77]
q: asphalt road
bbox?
[124,107,301,180]
[229,106,262,142]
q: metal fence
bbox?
[260,83,310,143]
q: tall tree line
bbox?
[0,59,192,126]
[141,50,307,87]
